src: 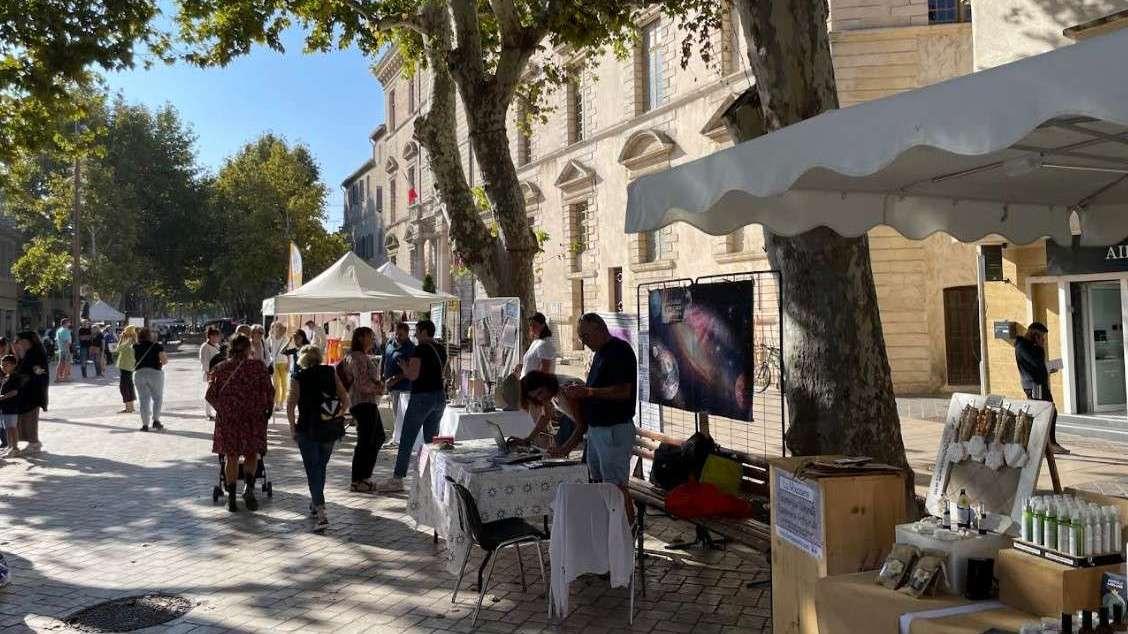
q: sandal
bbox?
[350,480,376,494]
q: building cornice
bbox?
[374,47,403,84]
[341,158,377,187]
[517,71,749,178]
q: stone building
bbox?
[347,0,1128,416]
[340,125,386,268]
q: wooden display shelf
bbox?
[770,456,908,634]
[996,547,1122,617]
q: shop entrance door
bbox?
[943,286,981,386]
[1085,282,1126,412]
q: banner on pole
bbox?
[287,242,303,291]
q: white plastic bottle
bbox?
[1103,507,1115,555]
[1033,500,1045,546]
[1069,509,1080,557]
[1058,508,1071,553]
[1085,512,1095,557]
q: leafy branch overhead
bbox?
[174,0,722,314]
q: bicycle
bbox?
[752,342,781,393]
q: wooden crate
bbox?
[996,547,1121,617]
[770,456,908,634]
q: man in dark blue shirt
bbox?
[383,322,415,448]
[1014,321,1067,454]
[563,313,637,487]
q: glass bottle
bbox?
[1062,611,1073,634]
[1113,604,1125,632]
[1081,610,1096,633]
[1033,500,1045,545]
[941,495,952,530]
[957,489,972,530]
[1047,503,1059,549]
[1059,508,1072,553]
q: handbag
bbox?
[309,368,346,442]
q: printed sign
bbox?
[1046,241,1128,276]
[775,471,823,558]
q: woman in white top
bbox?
[517,312,556,379]
[199,326,222,420]
[267,321,291,411]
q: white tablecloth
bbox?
[439,407,535,441]
[408,439,589,573]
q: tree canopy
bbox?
[0,0,167,163]
[172,0,721,312]
[206,134,349,319]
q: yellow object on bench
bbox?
[700,454,742,495]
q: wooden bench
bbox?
[629,427,772,595]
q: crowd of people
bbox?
[1,311,642,535]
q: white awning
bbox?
[88,300,125,322]
[625,29,1128,247]
[262,252,455,316]
[376,262,424,289]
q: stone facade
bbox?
[340,126,386,269]
[346,1,1122,399]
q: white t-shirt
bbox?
[521,337,557,378]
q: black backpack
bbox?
[650,442,690,490]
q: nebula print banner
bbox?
[647,281,756,421]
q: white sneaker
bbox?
[25,442,42,454]
[314,506,329,532]
[375,478,404,493]
[0,448,17,458]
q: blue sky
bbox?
[105,27,384,229]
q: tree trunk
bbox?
[408,3,537,314]
[730,0,914,505]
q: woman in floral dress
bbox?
[207,334,274,513]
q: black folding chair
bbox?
[444,475,548,626]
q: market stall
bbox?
[88,300,125,323]
[623,28,1128,634]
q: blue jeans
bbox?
[394,391,445,478]
[296,433,335,508]
[586,422,635,485]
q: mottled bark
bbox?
[404,0,538,313]
[730,0,914,505]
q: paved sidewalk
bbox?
[0,353,771,633]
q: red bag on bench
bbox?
[664,480,754,520]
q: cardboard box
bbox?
[997,548,1121,616]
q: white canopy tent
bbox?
[88,300,125,322]
[376,262,424,289]
[625,29,1128,247]
[262,251,454,316]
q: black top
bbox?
[410,340,446,394]
[1014,335,1048,391]
[133,342,164,371]
[15,341,49,414]
[78,326,92,346]
[583,336,637,427]
[92,332,104,348]
[0,373,26,415]
[295,365,337,433]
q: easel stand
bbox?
[1044,445,1062,493]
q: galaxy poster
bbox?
[647,281,756,420]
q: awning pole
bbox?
[977,248,991,395]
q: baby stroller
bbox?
[211,453,273,503]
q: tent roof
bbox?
[376,262,424,289]
[625,29,1128,247]
[88,299,125,322]
[262,252,454,315]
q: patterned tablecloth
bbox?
[408,439,590,573]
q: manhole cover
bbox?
[63,594,193,632]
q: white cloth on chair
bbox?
[549,482,634,618]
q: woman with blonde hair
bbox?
[267,321,290,410]
[249,324,269,368]
[288,344,349,531]
[115,326,140,413]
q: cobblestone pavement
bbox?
[0,352,772,633]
